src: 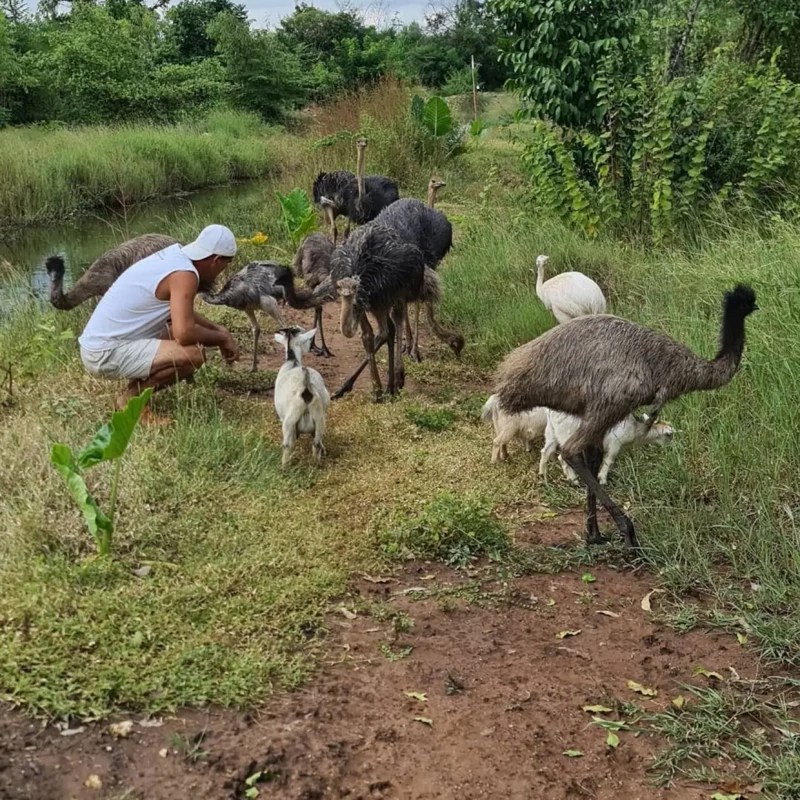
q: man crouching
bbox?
[78,224,240,421]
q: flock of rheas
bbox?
[50,137,759,551]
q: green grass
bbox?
[0,110,282,228]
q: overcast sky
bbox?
[258,1,431,29]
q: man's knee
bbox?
[184,345,205,371]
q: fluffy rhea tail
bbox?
[481,394,499,423]
[714,284,758,379]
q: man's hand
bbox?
[220,333,239,365]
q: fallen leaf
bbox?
[158,748,168,758]
[606,731,620,748]
[711,794,742,800]
[420,574,436,580]
[737,632,748,646]
[591,717,627,731]
[641,588,665,611]
[596,610,620,618]
[546,599,556,606]
[582,704,613,713]
[413,717,433,726]
[540,511,559,519]
[627,680,658,697]
[84,775,102,790]
[132,565,151,578]
[694,667,725,681]
[581,573,597,583]
[362,575,394,584]
[404,691,428,702]
[138,717,164,728]
[59,726,85,737]
[245,772,262,787]
[672,696,687,710]
[338,606,357,620]
[109,721,133,739]
[556,630,582,639]
[245,788,259,799]
[562,750,583,757]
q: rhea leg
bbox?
[385,315,397,396]
[411,302,422,362]
[390,305,406,392]
[583,446,605,545]
[310,306,333,358]
[359,316,383,402]
[403,304,413,355]
[245,309,260,373]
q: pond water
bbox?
[0,181,267,315]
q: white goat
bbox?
[539,411,675,484]
[274,327,330,466]
[481,393,548,463]
[535,254,607,324]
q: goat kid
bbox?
[481,393,548,463]
[539,411,675,484]
[274,327,330,466]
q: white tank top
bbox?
[78,244,198,352]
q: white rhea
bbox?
[539,412,675,484]
[273,327,331,467]
[535,254,607,324]
[481,394,548,463]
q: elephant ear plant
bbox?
[50,388,152,557]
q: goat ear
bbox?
[297,328,317,345]
[274,332,287,346]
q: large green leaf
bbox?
[51,444,112,540]
[275,188,318,248]
[77,388,152,470]
[422,97,452,137]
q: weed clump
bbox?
[405,405,456,432]
[378,492,508,567]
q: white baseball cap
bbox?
[181,224,237,261]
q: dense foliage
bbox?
[489,0,800,236]
[0,0,510,127]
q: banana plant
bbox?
[50,388,152,557]
[275,188,317,249]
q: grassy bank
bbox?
[0,110,283,228]
[1,83,799,793]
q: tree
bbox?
[488,0,643,127]
[166,0,246,62]
[209,12,306,120]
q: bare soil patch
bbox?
[0,557,765,800]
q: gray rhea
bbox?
[292,232,336,357]
[494,285,758,548]
[330,222,425,401]
[202,261,297,373]
[45,233,178,310]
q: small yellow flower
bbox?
[236,232,269,246]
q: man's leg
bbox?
[115,340,204,410]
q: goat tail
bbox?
[481,393,499,423]
[45,256,66,278]
[301,368,313,404]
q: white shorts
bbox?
[80,339,160,381]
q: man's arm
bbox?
[167,273,238,361]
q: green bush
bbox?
[405,405,456,432]
[379,493,509,567]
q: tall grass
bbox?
[0,110,280,228]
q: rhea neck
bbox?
[535,260,546,296]
[339,294,359,338]
[708,299,749,386]
[356,145,366,199]
[427,184,438,208]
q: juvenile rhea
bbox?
[273,327,330,466]
[481,394,548,464]
[539,412,675,484]
[535,254,606,324]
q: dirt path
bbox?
[0,548,764,800]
